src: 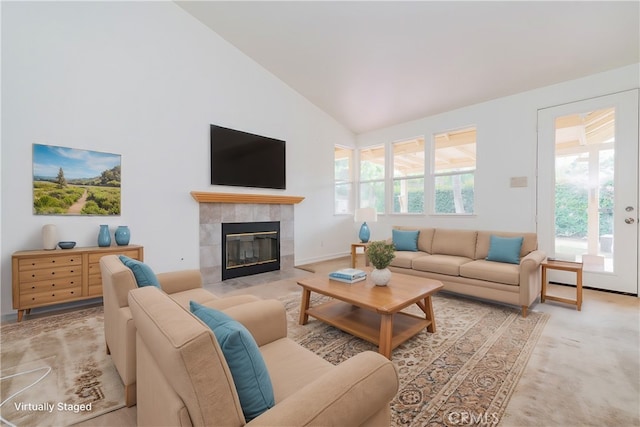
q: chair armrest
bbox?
[107,269,138,308]
[248,351,398,426]
[220,299,287,346]
[157,270,203,294]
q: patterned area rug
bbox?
[0,307,124,427]
[282,292,549,426]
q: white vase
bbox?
[42,224,58,250]
[371,267,391,286]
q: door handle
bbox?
[625,217,635,224]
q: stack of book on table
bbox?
[329,268,367,284]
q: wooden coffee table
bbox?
[297,271,443,359]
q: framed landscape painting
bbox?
[33,144,121,215]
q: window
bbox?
[433,127,476,214]
[359,145,385,213]
[334,146,354,214]
[392,137,425,213]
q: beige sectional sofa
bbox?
[128,285,399,426]
[388,227,546,317]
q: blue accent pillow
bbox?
[190,301,275,421]
[118,255,160,288]
[392,229,420,252]
[486,235,524,264]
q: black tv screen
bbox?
[210,125,286,190]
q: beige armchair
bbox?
[129,285,399,426]
[99,254,259,407]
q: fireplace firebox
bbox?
[221,221,280,280]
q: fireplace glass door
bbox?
[226,231,278,268]
[222,221,280,280]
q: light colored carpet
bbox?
[500,287,640,427]
[0,306,125,427]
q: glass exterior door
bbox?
[538,90,638,294]
[552,108,615,270]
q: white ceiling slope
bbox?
[177,1,640,134]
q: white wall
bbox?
[0,1,355,318]
[357,64,640,240]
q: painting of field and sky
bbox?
[33,144,121,215]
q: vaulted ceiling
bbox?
[178,1,640,134]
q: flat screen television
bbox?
[210,124,286,190]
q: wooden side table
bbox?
[541,259,583,311]
[350,242,370,268]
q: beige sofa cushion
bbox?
[390,251,428,268]
[431,229,477,259]
[459,259,521,286]
[412,254,472,276]
[475,231,537,260]
[259,338,333,402]
[170,288,219,308]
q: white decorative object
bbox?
[42,224,58,250]
[370,268,392,286]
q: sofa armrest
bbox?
[518,250,546,311]
[247,351,398,426]
[520,250,546,273]
[219,299,287,347]
[157,270,203,294]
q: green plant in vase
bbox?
[366,240,396,286]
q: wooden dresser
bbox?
[12,245,143,321]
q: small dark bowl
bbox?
[58,241,76,249]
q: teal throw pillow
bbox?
[392,229,420,252]
[190,301,275,421]
[118,255,160,288]
[486,235,524,264]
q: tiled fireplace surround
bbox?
[194,192,303,285]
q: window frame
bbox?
[334,145,354,215]
[391,136,425,215]
[358,144,386,214]
[431,126,477,216]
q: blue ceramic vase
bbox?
[115,226,130,246]
[359,222,371,243]
[98,224,111,247]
